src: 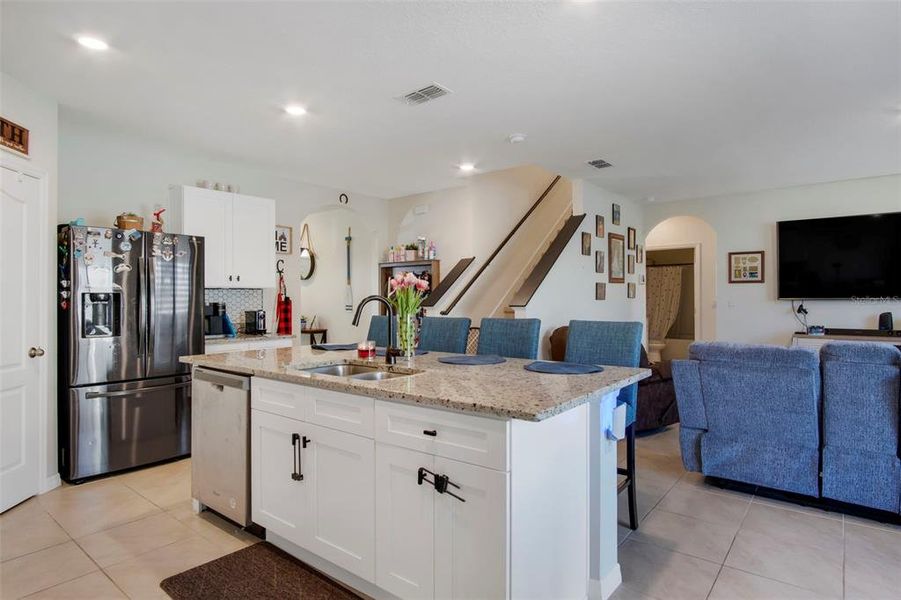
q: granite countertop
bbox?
[181,343,650,422]
[205,333,295,346]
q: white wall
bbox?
[520,180,646,358]
[388,165,572,321]
[58,110,389,340]
[645,175,901,345]
[1,71,59,490]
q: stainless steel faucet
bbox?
[352,295,400,365]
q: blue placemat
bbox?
[375,347,429,356]
[438,354,506,366]
[524,361,603,374]
[311,343,358,351]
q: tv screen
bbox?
[777,212,901,300]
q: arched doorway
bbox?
[645,216,717,360]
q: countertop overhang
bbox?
[181,343,650,422]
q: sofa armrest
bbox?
[672,359,706,430]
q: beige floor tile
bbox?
[609,582,658,600]
[618,470,677,526]
[37,479,160,538]
[656,486,750,528]
[103,535,227,599]
[0,541,97,599]
[674,471,755,500]
[709,566,832,600]
[635,426,681,455]
[630,508,738,563]
[724,494,844,597]
[751,494,843,522]
[844,522,901,599]
[177,510,260,553]
[618,525,633,545]
[0,498,70,561]
[618,538,720,600]
[844,514,901,534]
[24,571,126,599]
[635,451,685,486]
[76,512,194,567]
[116,459,191,509]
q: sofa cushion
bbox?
[821,341,901,365]
[822,447,900,513]
[701,433,819,496]
[689,341,819,371]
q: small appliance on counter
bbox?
[244,310,266,335]
[205,302,227,336]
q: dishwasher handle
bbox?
[194,367,250,390]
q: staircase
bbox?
[425,174,584,323]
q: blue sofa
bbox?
[821,342,901,513]
[673,341,901,516]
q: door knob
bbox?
[28,347,45,358]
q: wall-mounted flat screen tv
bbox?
[777,212,901,300]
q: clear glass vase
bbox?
[397,312,417,360]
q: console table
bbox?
[792,333,901,351]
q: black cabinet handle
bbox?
[292,433,304,481]
[417,467,465,502]
[423,429,437,437]
[228,275,233,282]
[237,274,241,282]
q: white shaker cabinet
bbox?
[170,185,275,288]
[302,422,375,581]
[375,444,436,600]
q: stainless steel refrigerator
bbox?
[57,225,204,482]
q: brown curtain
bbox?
[646,266,683,340]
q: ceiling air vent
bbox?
[587,158,613,169]
[398,83,452,106]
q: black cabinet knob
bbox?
[423,429,437,437]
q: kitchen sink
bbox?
[302,364,382,377]
[296,363,414,381]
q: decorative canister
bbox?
[115,213,144,230]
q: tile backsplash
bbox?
[205,288,264,329]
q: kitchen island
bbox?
[181,344,649,600]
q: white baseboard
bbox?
[40,472,61,494]
[589,563,623,600]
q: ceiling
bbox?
[2,1,899,201]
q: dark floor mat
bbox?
[160,542,363,599]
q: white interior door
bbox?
[0,164,43,512]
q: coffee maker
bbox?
[204,302,226,336]
[244,310,266,335]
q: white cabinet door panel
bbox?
[302,423,375,582]
[178,187,232,287]
[434,457,509,600]
[375,444,435,600]
[231,193,275,288]
[252,376,308,422]
[306,387,374,438]
[250,409,307,546]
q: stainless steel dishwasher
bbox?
[191,367,252,526]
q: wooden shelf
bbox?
[378,260,441,315]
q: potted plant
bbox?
[405,243,418,261]
[388,272,429,360]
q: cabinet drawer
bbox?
[375,401,509,471]
[306,387,374,438]
[252,377,307,421]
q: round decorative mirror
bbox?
[298,223,315,280]
[298,247,315,280]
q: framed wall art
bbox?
[636,244,643,264]
[627,227,636,250]
[627,254,635,274]
[595,282,606,301]
[275,225,293,254]
[595,250,605,274]
[596,215,605,238]
[627,282,636,299]
[612,203,621,226]
[728,251,765,283]
[581,232,591,256]
[608,233,625,283]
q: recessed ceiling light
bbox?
[76,36,109,51]
[284,104,307,116]
[507,133,527,144]
[458,163,476,172]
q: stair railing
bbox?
[440,175,562,315]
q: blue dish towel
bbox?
[376,347,429,356]
[311,343,358,351]
[438,354,506,366]
[524,361,604,374]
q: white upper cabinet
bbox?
[170,185,275,288]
